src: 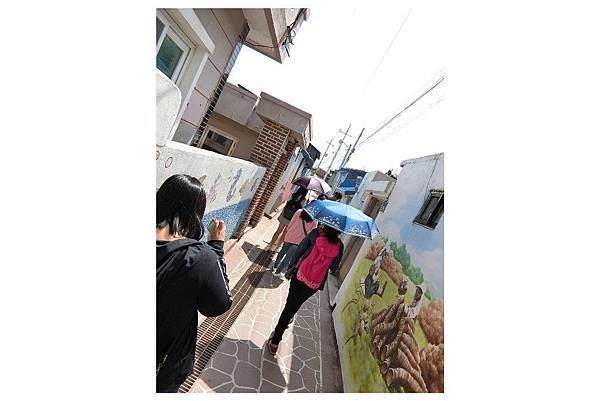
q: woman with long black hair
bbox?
[267,224,344,354]
[156,174,232,393]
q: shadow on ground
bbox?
[248,271,284,288]
[240,241,256,260]
[241,241,275,268]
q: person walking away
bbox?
[268,187,308,251]
[266,225,344,354]
[272,210,317,276]
[156,174,233,393]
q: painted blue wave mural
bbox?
[200,198,252,241]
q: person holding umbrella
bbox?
[267,187,308,251]
[292,175,331,195]
[266,199,379,355]
[268,176,330,251]
[330,191,343,201]
[267,223,344,355]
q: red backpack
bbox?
[296,234,341,289]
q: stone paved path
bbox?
[179,211,342,393]
[189,260,324,393]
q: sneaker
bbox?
[266,338,278,355]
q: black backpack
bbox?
[282,196,302,220]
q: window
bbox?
[199,128,238,156]
[156,17,164,44]
[156,12,191,83]
[413,190,444,229]
[157,36,185,78]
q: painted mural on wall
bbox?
[156,141,266,240]
[333,153,444,393]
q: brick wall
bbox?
[250,141,296,225]
[250,141,296,222]
[233,118,293,237]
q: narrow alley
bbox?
[155,6,445,394]
[179,213,342,393]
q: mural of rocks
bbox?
[365,238,386,260]
[418,299,444,345]
[419,343,444,393]
[369,279,428,393]
[381,251,403,287]
[365,240,404,287]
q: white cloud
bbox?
[412,247,444,271]
[406,243,444,297]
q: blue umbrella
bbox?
[303,199,380,239]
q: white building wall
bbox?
[157,141,266,240]
[157,9,215,142]
[173,9,247,144]
[332,153,444,392]
[156,27,266,241]
[156,71,182,146]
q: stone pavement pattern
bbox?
[197,216,278,328]
[189,262,324,393]
[182,212,341,393]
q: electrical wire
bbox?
[364,8,413,88]
[361,74,445,146]
[358,74,445,147]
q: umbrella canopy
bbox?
[292,175,331,195]
[303,199,380,239]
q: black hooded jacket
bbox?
[156,238,232,390]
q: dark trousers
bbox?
[274,242,298,274]
[157,382,181,393]
[272,276,317,344]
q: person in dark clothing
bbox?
[267,225,344,354]
[156,174,233,393]
[268,187,309,251]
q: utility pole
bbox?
[316,136,334,170]
[326,124,351,177]
[339,143,352,169]
[340,127,365,169]
[339,141,353,170]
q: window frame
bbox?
[197,125,239,156]
[156,10,192,84]
[413,189,444,230]
[156,17,165,44]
